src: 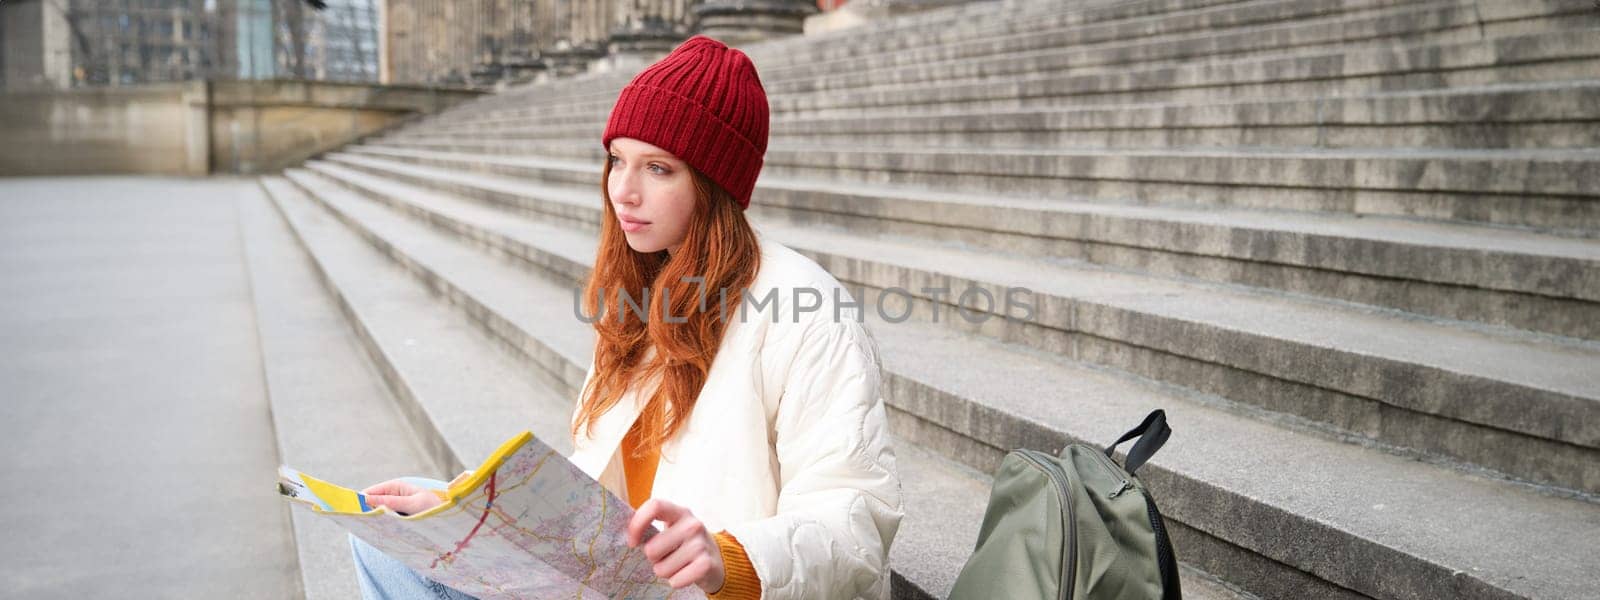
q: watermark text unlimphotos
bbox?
[574,278,1036,325]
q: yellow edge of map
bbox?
[303,430,535,521]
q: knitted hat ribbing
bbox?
[602,35,769,210]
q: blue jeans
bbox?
[348,477,479,600]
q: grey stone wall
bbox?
[0,79,481,176]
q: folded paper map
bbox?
[277,431,702,599]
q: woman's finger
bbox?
[627,498,688,547]
[668,555,713,590]
[626,500,660,548]
[651,536,707,581]
[646,499,689,524]
[366,493,422,515]
[644,516,705,563]
[362,479,419,496]
[366,491,442,515]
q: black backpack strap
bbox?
[1104,409,1171,475]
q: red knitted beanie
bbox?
[602,35,770,210]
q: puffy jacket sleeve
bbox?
[723,312,905,600]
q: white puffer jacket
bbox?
[567,233,904,600]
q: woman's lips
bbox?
[619,215,651,233]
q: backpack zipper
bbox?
[1086,445,1134,499]
[1091,444,1178,598]
[1018,450,1077,600]
[1142,489,1182,600]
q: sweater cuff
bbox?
[709,530,762,600]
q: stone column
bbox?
[542,0,607,77]
[499,0,543,82]
[469,0,506,86]
[693,0,815,47]
[603,0,688,71]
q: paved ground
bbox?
[0,177,300,598]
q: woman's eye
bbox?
[608,155,620,166]
[649,163,669,175]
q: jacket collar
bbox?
[569,344,659,480]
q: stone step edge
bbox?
[437,25,1600,126]
[446,0,1261,113]
[361,138,1600,235]
[748,0,1585,75]
[507,27,1600,123]
[369,137,1600,205]
[335,147,1600,315]
[413,80,1600,137]
[761,0,1502,93]
[456,0,1502,117]
[341,142,1600,398]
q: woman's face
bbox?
[607,137,697,255]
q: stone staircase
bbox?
[252,0,1600,598]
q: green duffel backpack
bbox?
[948,410,1180,600]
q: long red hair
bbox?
[572,157,762,457]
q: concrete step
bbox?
[330,148,1600,342]
[363,138,1600,234]
[442,0,1479,126]
[766,80,1600,150]
[287,159,1600,600]
[763,0,1553,96]
[437,0,1577,125]
[428,0,1047,126]
[750,0,1251,68]
[260,175,583,469]
[752,145,1600,234]
[769,223,1600,496]
[430,0,1260,124]
[397,80,1600,151]
[267,164,1252,600]
[392,114,603,141]
[760,0,1598,91]
[412,59,621,124]
[492,25,1600,129]
[241,179,444,599]
[749,0,1595,75]
[428,72,628,126]
[770,28,1600,116]
[760,0,1415,79]
[412,22,1600,132]
[318,148,1600,498]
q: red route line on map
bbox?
[432,471,498,569]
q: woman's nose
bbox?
[611,169,640,205]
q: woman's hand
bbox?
[362,471,470,516]
[627,498,726,594]
[362,479,443,515]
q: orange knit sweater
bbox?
[622,422,762,599]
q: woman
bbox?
[350,35,904,600]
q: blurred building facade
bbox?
[0,0,816,91]
[274,0,381,82]
[1,0,225,89]
[0,0,380,90]
[382,0,817,86]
